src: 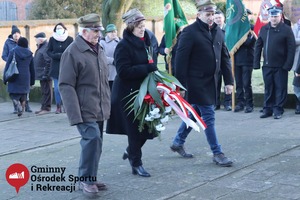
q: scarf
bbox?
[52,30,69,42]
[81,36,99,54]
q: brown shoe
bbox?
[35,110,50,115]
[55,108,61,114]
[95,182,107,191]
[79,182,98,194]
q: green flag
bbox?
[163,0,188,48]
[225,0,251,55]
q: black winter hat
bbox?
[17,37,28,48]
[11,25,21,35]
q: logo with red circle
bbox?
[6,163,30,193]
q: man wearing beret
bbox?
[254,6,296,119]
[170,0,233,167]
[59,13,110,195]
[33,32,53,115]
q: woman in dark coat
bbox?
[47,23,73,114]
[3,37,35,116]
[106,9,158,177]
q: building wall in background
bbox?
[0,0,32,20]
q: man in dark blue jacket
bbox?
[254,6,296,119]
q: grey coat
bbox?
[59,36,110,126]
[292,24,300,71]
[99,35,120,81]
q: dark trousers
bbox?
[234,65,253,107]
[40,79,53,111]
[262,67,288,115]
[126,131,147,167]
[10,93,26,104]
[216,72,232,106]
[109,81,114,91]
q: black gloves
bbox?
[148,64,158,72]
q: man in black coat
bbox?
[170,0,234,167]
[33,32,52,115]
[234,10,256,113]
[214,10,232,111]
[254,6,296,119]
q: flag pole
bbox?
[231,54,235,111]
[168,60,172,75]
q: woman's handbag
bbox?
[5,52,19,82]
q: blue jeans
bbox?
[173,105,222,155]
[53,78,62,105]
[76,121,103,184]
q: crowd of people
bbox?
[1,0,300,196]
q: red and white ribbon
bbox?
[157,83,207,132]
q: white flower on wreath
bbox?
[150,108,160,115]
[160,115,169,123]
[145,114,154,121]
[155,124,166,131]
[164,106,172,113]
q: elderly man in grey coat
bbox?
[59,13,110,195]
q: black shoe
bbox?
[274,114,282,119]
[224,105,232,111]
[260,113,272,118]
[214,105,220,110]
[295,105,300,114]
[234,105,244,112]
[213,153,233,167]
[170,144,193,158]
[132,166,151,177]
[244,106,253,113]
[122,151,129,160]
